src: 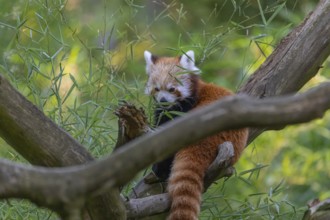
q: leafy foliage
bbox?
[0,0,329,219]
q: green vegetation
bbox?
[0,0,329,219]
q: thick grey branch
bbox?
[0,73,126,219]
[0,76,93,166]
[239,0,330,97]
[0,82,329,215]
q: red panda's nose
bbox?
[159,97,167,103]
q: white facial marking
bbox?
[144,50,153,74]
[143,50,199,103]
[156,91,177,103]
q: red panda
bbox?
[144,50,248,220]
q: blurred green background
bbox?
[0,0,329,219]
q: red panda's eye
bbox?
[154,87,160,92]
[168,87,175,93]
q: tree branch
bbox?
[303,198,330,220]
[204,142,235,189]
[0,82,329,218]
[239,0,330,143]
[0,73,126,219]
[125,194,170,219]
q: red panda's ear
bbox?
[144,51,158,75]
[180,50,201,74]
[144,51,152,65]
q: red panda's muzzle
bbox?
[159,97,167,103]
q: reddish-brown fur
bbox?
[167,80,248,220]
[144,52,248,220]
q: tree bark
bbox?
[303,199,330,220]
[239,0,330,143]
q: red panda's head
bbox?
[144,50,200,103]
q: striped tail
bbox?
[167,151,210,220]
